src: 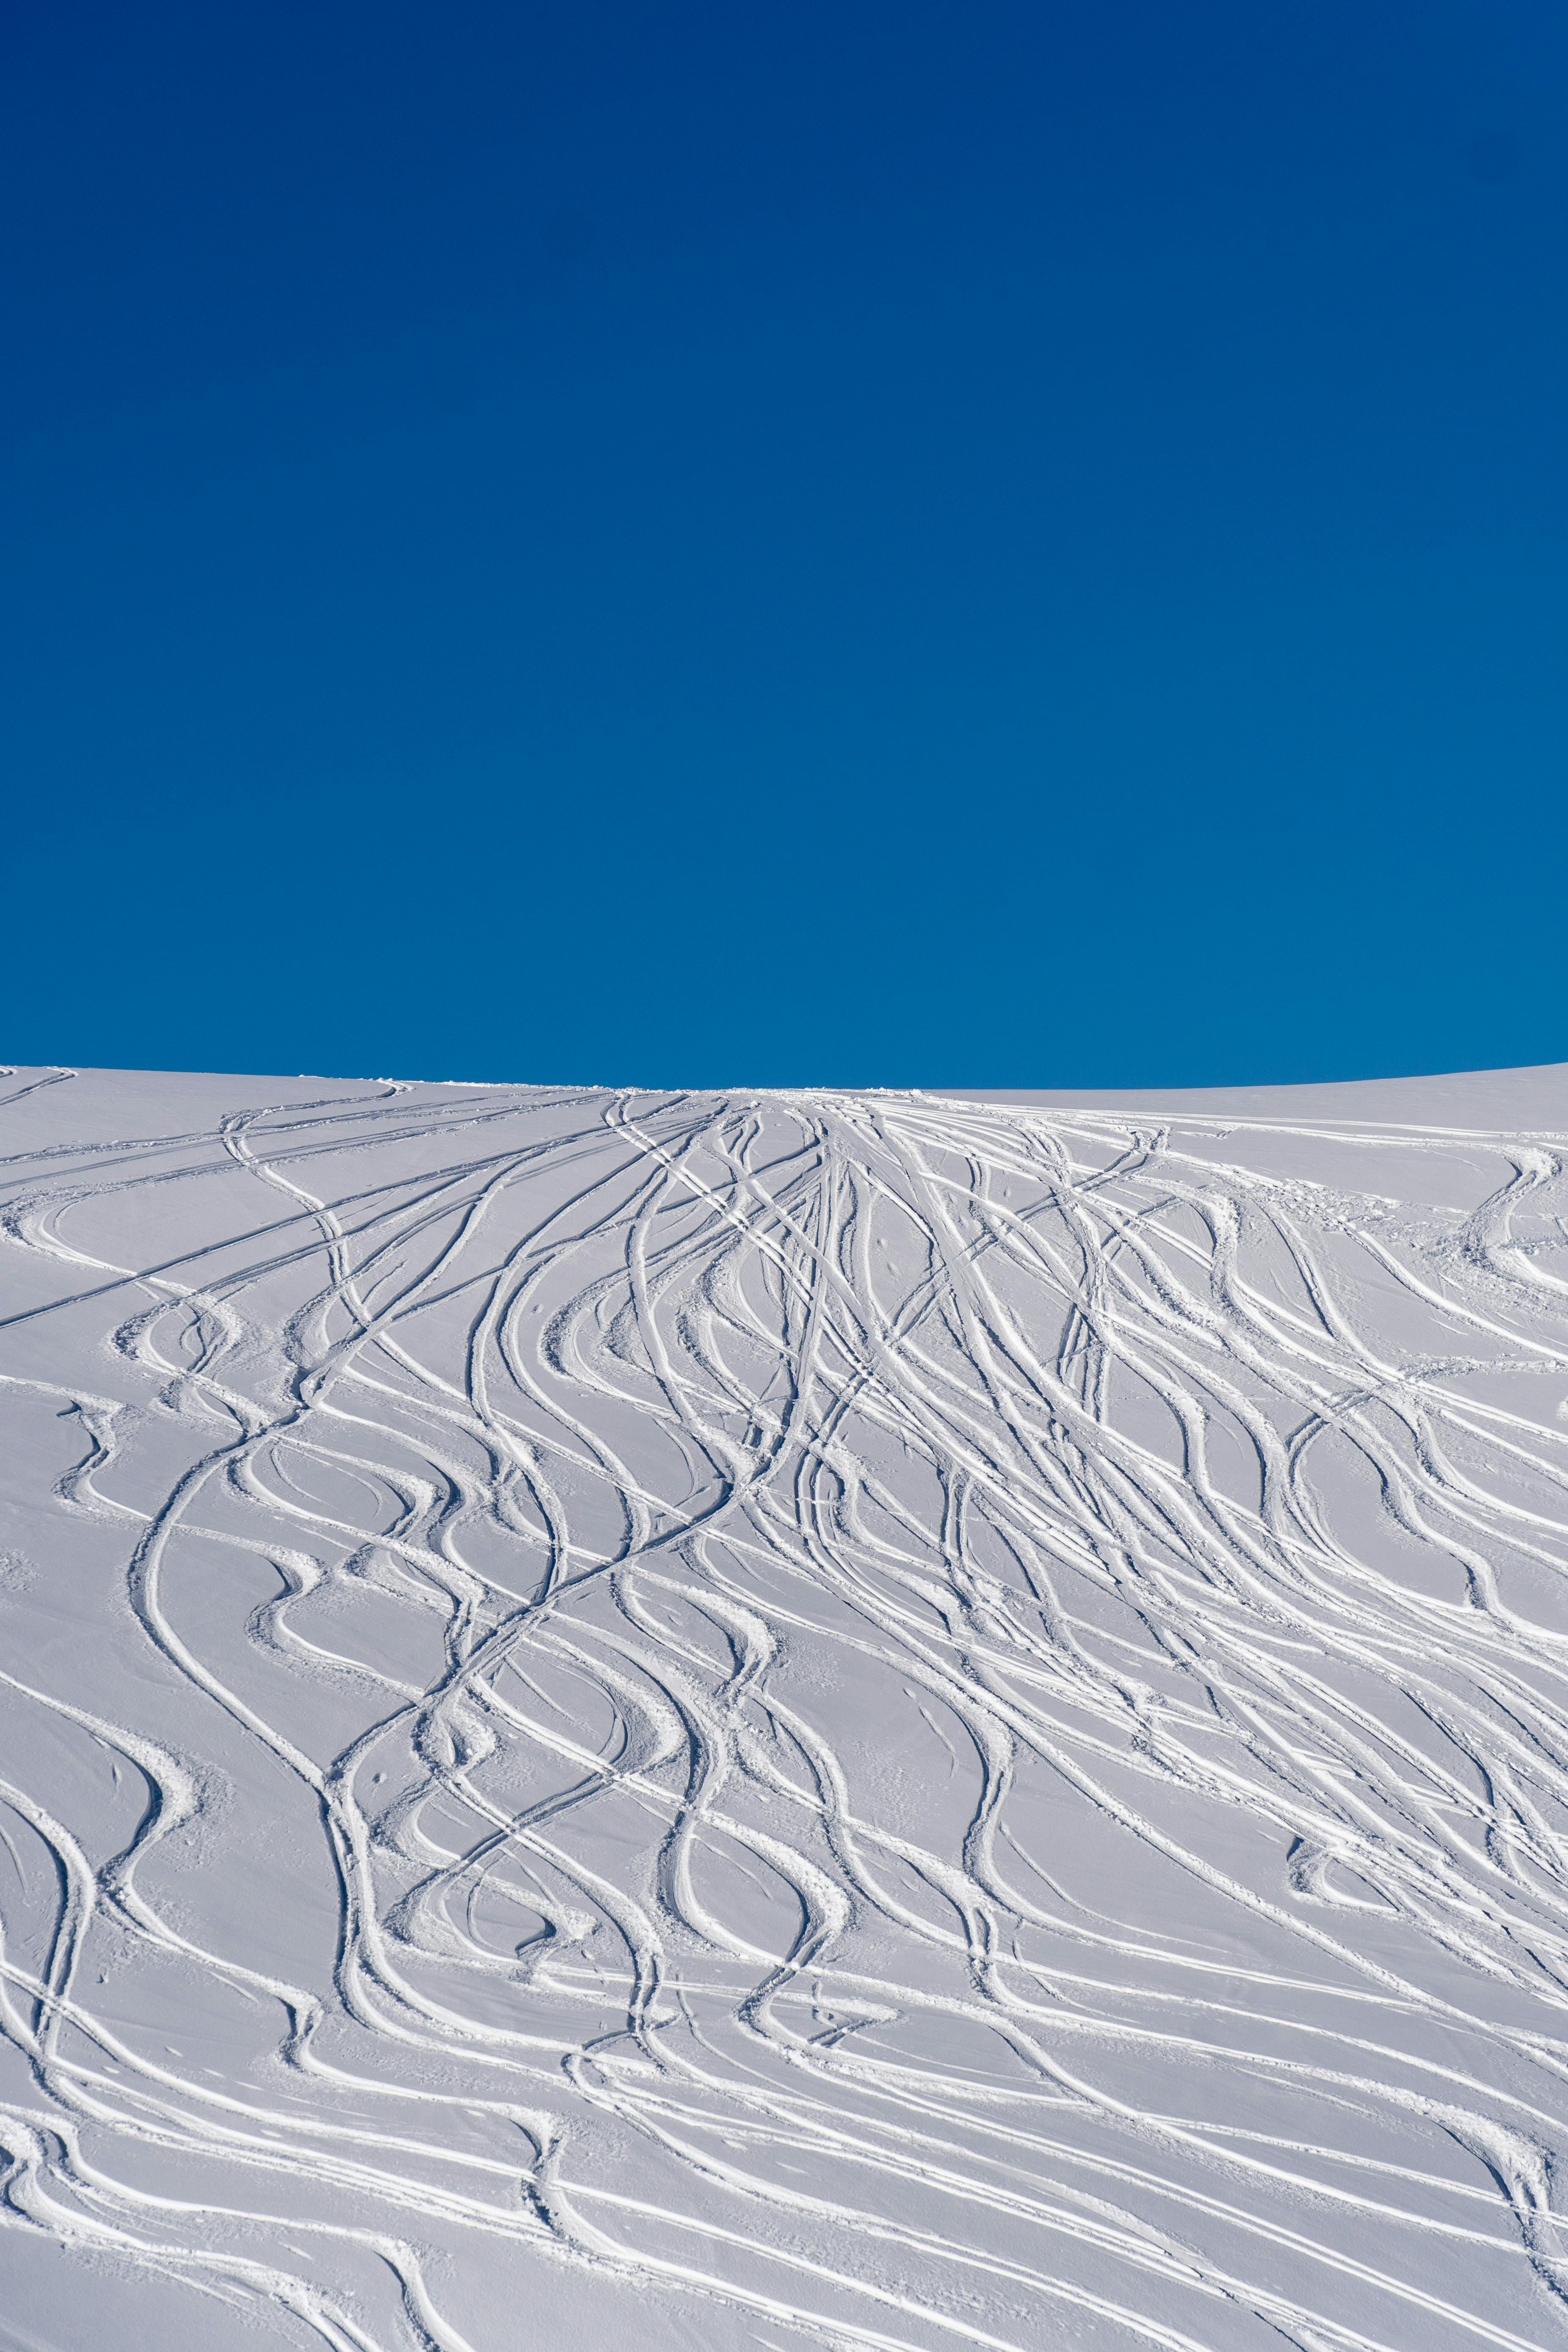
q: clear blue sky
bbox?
[4,3,1566,1089]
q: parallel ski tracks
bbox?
[1,1072,1568,2346]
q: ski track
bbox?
[2,1068,1568,2347]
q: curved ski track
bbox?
[2,1071,1568,2349]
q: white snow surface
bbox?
[3,1062,1568,2351]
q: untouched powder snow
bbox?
[3,1064,1568,2352]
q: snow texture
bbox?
[3,1061,1568,2352]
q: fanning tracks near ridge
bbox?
[2,1073,1568,2349]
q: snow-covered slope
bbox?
[3,1063,1568,2352]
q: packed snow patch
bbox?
[3,1062,1568,2351]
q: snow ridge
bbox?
[2,1069,1568,2350]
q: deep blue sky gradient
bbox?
[4,2,1567,1088]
